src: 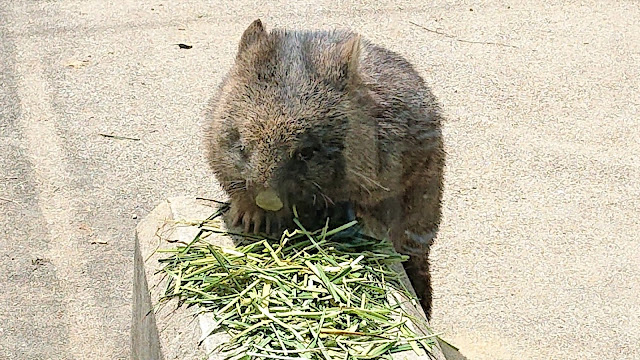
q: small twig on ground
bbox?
[98,133,141,141]
[195,197,230,206]
[409,21,519,49]
[0,196,23,207]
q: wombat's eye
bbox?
[239,144,248,157]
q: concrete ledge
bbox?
[131,196,447,360]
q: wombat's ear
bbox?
[238,19,267,55]
[338,34,362,81]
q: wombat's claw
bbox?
[239,210,266,234]
[265,217,271,234]
[232,211,243,227]
[265,213,284,235]
[252,214,263,234]
[242,212,252,233]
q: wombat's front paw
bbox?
[229,197,288,234]
[229,199,265,234]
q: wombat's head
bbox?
[209,20,366,215]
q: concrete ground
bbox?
[0,0,637,359]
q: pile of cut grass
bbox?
[157,206,437,359]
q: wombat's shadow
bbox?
[439,340,468,360]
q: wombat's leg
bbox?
[396,162,443,319]
[401,234,434,319]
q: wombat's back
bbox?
[264,28,440,125]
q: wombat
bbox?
[204,19,444,318]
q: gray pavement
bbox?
[0,0,638,359]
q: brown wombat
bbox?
[204,19,444,318]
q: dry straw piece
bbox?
[157,206,439,359]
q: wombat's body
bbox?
[204,20,444,317]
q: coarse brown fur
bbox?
[204,20,445,318]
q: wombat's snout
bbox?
[255,188,283,211]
